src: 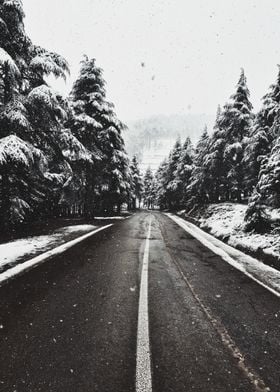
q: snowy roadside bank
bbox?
[0,225,113,288]
[177,203,280,270]
[167,213,280,297]
[0,214,132,276]
[0,224,99,274]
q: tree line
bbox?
[0,0,143,229]
[144,68,280,232]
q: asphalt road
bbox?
[0,212,279,392]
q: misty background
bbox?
[24,0,280,170]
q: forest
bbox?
[0,0,142,230]
[1,0,280,236]
[143,68,280,233]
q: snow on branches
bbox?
[0,47,20,77]
[30,46,70,81]
[58,129,93,163]
[0,134,42,167]
[3,0,24,18]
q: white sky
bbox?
[24,0,280,123]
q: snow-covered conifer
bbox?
[243,66,280,194]
[129,155,143,209]
[186,127,210,206]
[68,56,131,215]
[143,167,155,209]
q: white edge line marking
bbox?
[165,213,280,298]
[0,224,113,287]
[136,216,152,392]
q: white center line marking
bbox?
[136,216,152,392]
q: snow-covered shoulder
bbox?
[167,212,280,298]
[190,203,280,263]
[0,224,97,272]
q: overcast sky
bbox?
[24,0,280,123]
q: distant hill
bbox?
[124,113,215,172]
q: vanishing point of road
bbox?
[0,212,279,392]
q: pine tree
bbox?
[174,137,194,207]
[194,126,209,166]
[129,155,143,209]
[0,0,71,225]
[261,65,280,137]
[143,167,154,209]
[256,128,280,208]
[201,71,253,203]
[244,189,271,233]
[68,56,131,215]
[243,68,280,230]
[221,69,253,201]
[243,118,270,195]
[165,138,182,209]
[155,159,169,210]
[220,69,253,142]
[0,134,45,226]
[243,66,280,195]
[186,127,210,206]
[0,0,28,107]
[202,105,227,201]
[57,128,93,216]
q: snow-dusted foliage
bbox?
[174,137,194,201]
[0,0,134,227]
[27,85,67,120]
[243,66,280,197]
[143,167,155,209]
[0,0,74,227]
[190,70,253,204]
[0,97,30,132]
[0,134,42,167]
[243,68,280,231]
[0,47,20,76]
[129,155,143,209]
[74,113,102,129]
[30,47,69,81]
[186,127,210,206]
[67,56,132,215]
[58,129,93,163]
[3,0,24,18]
[217,70,253,201]
[0,135,46,225]
[9,197,31,225]
[153,68,279,238]
[256,136,280,207]
[155,159,169,209]
[164,139,183,208]
[244,190,271,233]
[154,138,186,209]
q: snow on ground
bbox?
[57,224,96,233]
[168,213,280,297]
[0,224,97,272]
[187,203,280,263]
[94,216,127,220]
[199,203,246,238]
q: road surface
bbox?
[0,212,279,391]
